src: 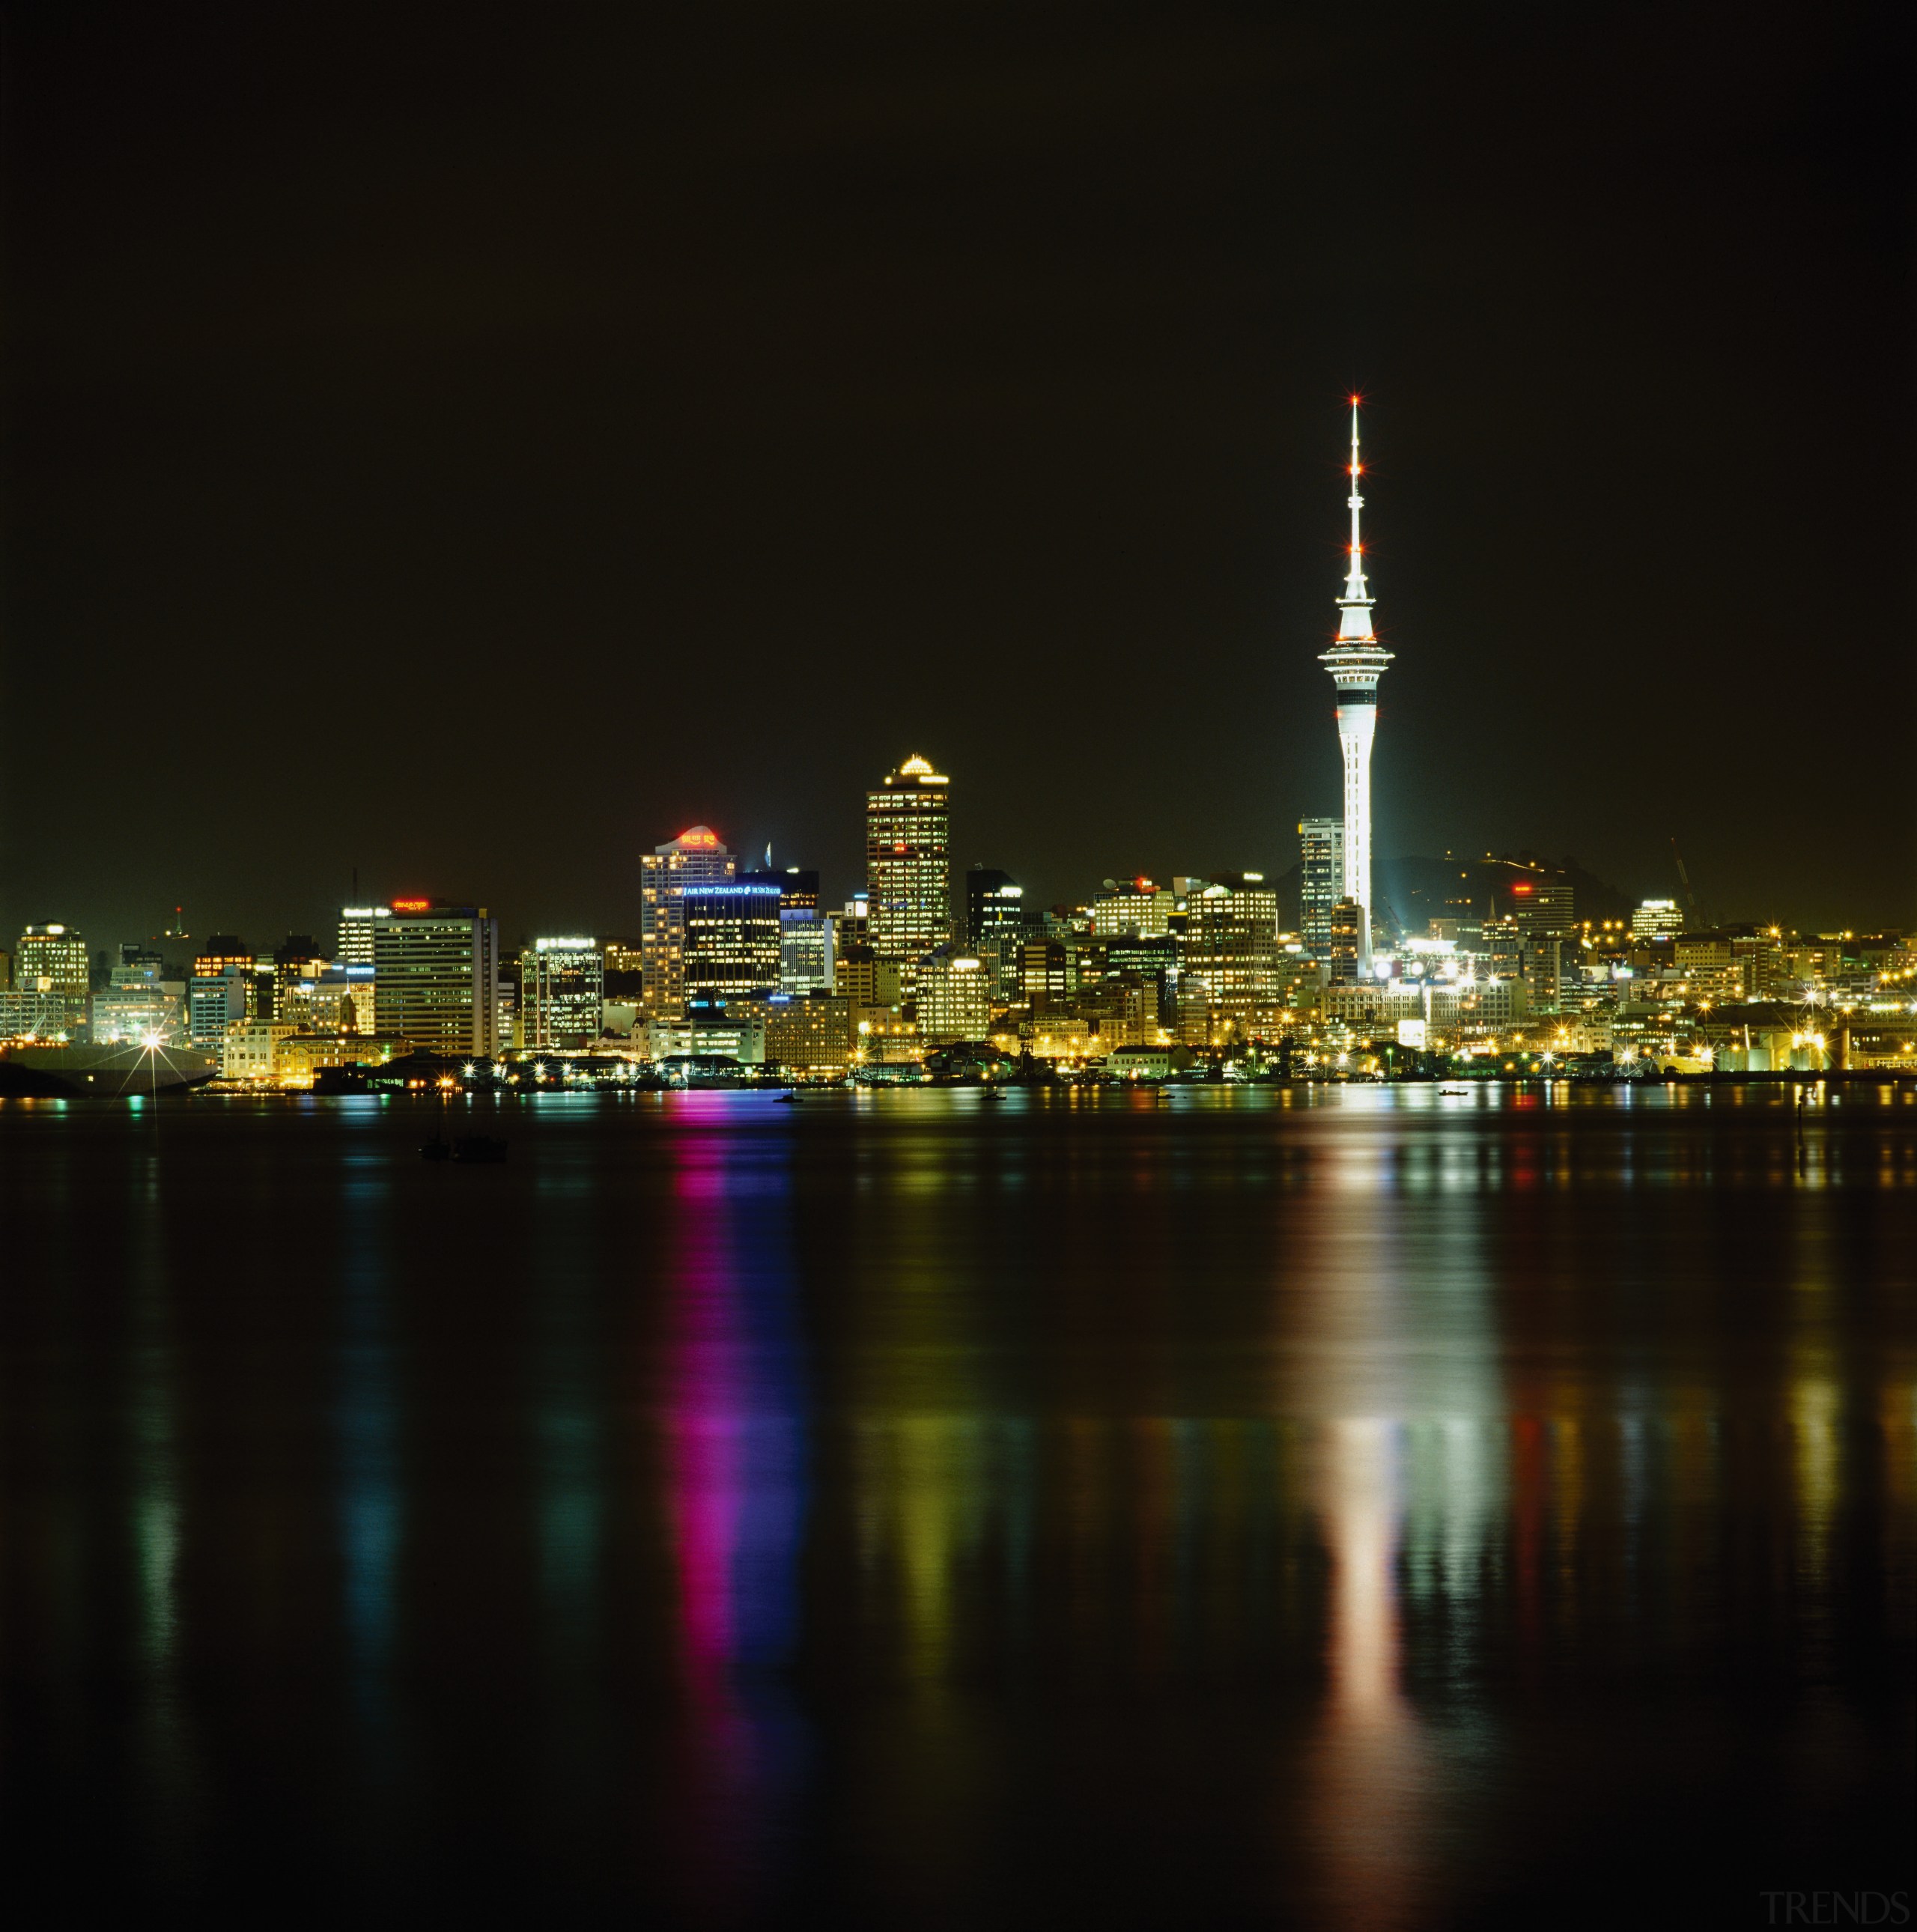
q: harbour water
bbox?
[0,1085,1911,1926]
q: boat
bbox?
[0,1042,219,1098]
[775,1092,801,1105]
[452,1135,508,1164]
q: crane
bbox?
[1669,837,1705,929]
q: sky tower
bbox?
[1318,399,1394,966]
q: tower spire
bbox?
[1317,395,1396,971]
[1338,397,1373,635]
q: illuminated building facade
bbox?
[189,967,249,1045]
[1317,403,1394,967]
[520,936,605,1048]
[1299,818,1346,962]
[764,991,854,1073]
[13,923,91,1035]
[1091,878,1174,938]
[681,876,782,1006]
[964,868,1027,1004]
[777,869,835,994]
[371,901,501,1056]
[1632,898,1684,942]
[1185,875,1282,1028]
[640,827,735,1016]
[337,906,390,967]
[866,755,951,1006]
[917,944,994,1043]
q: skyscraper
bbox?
[372,901,501,1056]
[682,875,783,1006]
[1317,401,1394,967]
[1298,818,1346,962]
[520,937,605,1049]
[866,755,951,1006]
[639,827,736,1017]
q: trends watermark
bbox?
[1758,1896,1910,1926]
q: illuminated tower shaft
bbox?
[1317,402,1394,965]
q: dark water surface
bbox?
[1,1085,1911,1928]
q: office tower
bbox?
[14,923,91,1034]
[916,944,994,1044]
[189,966,249,1046]
[681,875,783,1007]
[1020,938,1072,1011]
[866,755,952,1006]
[338,907,390,967]
[191,934,259,1021]
[1090,877,1175,938]
[1327,899,1364,985]
[1632,898,1684,942]
[640,827,736,1017]
[1298,818,1346,962]
[778,869,834,994]
[1185,874,1283,1029]
[520,937,605,1049]
[1317,402,1395,967]
[273,935,328,1021]
[372,902,501,1056]
[964,867,1027,1003]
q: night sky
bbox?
[3,3,1912,953]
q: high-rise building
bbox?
[13,923,91,1035]
[1090,878,1175,938]
[777,869,834,994]
[520,937,605,1048]
[964,867,1027,1004]
[1327,899,1364,985]
[1298,818,1346,962]
[338,907,390,967]
[91,959,183,1045]
[640,827,736,1017]
[682,875,783,1007]
[273,935,328,1020]
[866,755,952,1007]
[917,944,994,1044]
[372,902,501,1056]
[193,935,260,1021]
[189,967,249,1046]
[1317,402,1394,967]
[1632,898,1684,942]
[1185,875,1283,1030]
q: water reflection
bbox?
[659,1116,811,1919]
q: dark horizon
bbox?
[4,5,1913,953]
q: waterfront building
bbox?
[1020,938,1073,1011]
[520,937,605,1049]
[16,923,91,1035]
[866,755,952,1006]
[1316,403,1394,967]
[222,1020,300,1083]
[1326,898,1363,985]
[764,991,854,1074]
[917,945,994,1044]
[1299,818,1346,962]
[778,869,835,994]
[682,875,783,1006]
[1185,875,1282,1028]
[639,827,736,1017]
[371,902,502,1056]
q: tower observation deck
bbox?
[1317,400,1394,966]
